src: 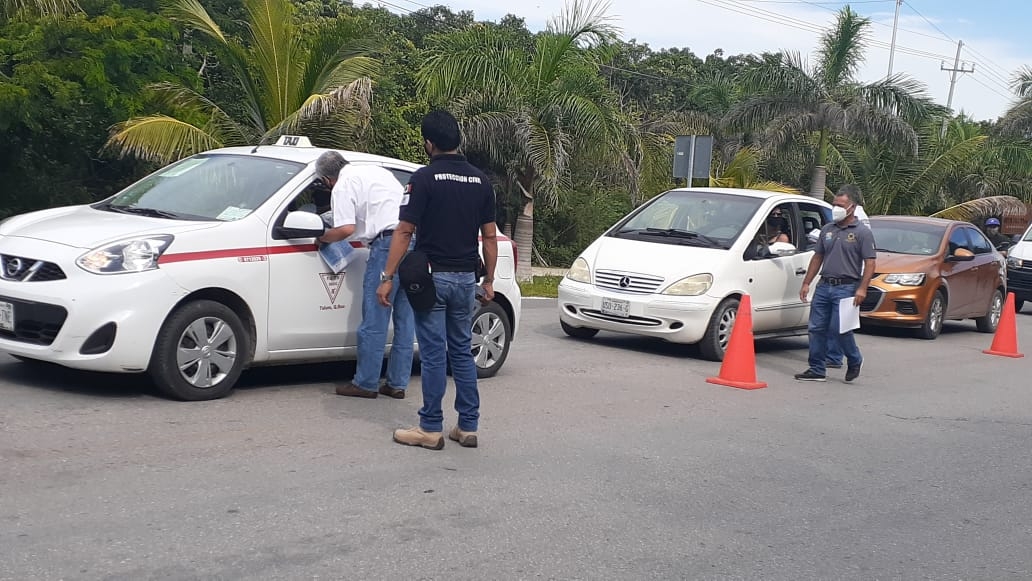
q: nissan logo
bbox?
[5,257,22,278]
[618,276,631,288]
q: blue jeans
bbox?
[807,281,863,376]
[353,235,415,392]
[414,272,479,433]
[827,335,843,365]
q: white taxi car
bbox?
[558,187,832,360]
[0,136,521,400]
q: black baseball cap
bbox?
[398,251,437,311]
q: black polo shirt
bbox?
[399,154,496,272]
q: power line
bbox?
[969,73,1015,103]
[901,0,954,43]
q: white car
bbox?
[558,187,833,360]
[0,136,521,400]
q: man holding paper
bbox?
[795,185,877,383]
[314,151,415,399]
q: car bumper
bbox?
[859,282,931,327]
[0,238,188,372]
[557,279,715,343]
[1007,266,1032,301]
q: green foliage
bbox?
[535,187,631,266]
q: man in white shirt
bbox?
[314,151,415,399]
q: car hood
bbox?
[585,234,730,283]
[0,205,221,249]
[874,251,939,274]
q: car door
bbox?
[747,202,810,332]
[964,226,1002,312]
[266,178,365,352]
[941,226,980,317]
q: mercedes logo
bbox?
[618,276,631,288]
[5,257,23,278]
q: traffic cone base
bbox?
[705,294,767,390]
[983,292,1024,358]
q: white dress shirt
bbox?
[331,164,404,244]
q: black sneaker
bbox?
[794,370,827,382]
[845,362,862,383]
[826,360,843,369]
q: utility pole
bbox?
[887,0,902,77]
[940,40,975,136]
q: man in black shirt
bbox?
[377,109,499,450]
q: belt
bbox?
[373,229,394,241]
[821,276,859,286]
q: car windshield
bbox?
[870,220,945,255]
[96,154,305,221]
[1024,228,1032,242]
[609,190,764,249]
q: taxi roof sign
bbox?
[275,135,313,147]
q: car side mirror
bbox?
[946,251,975,262]
[277,211,326,239]
[745,241,770,261]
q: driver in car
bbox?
[983,218,1010,253]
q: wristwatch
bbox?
[380,271,392,283]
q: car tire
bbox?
[916,290,945,340]
[700,297,738,361]
[472,302,512,379]
[1016,299,1025,313]
[976,289,1004,333]
[150,300,250,401]
[560,320,599,340]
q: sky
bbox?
[376,0,1032,121]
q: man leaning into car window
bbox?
[314,151,416,400]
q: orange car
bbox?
[860,216,1007,339]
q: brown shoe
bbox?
[448,426,478,448]
[378,384,405,399]
[335,382,377,398]
[392,427,444,450]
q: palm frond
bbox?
[418,26,527,103]
[2,0,79,19]
[146,82,252,146]
[104,115,221,164]
[1012,66,1032,99]
[817,6,869,88]
[244,0,303,125]
[270,77,373,144]
[163,0,228,44]
[930,195,1029,221]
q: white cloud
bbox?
[393,0,1030,121]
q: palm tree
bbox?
[726,6,935,199]
[999,66,1032,138]
[708,147,800,193]
[418,0,626,280]
[1,0,78,22]
[104,0,377,164]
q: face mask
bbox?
[766,217,782,227]
[832,205,850,223]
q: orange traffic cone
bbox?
[983,292,1025,358]
[706,294,768,390]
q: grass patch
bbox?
[519,275,562,298]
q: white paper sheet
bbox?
[839,297,861,333]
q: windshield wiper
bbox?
[874,247,899,253]
[643,228,726,248]
[105,205,183,220]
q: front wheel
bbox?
[472,302,512,379]
[150,300,250,401]
[700,297,738,361]
[917,291,945,340]
[976,289,1004,333]
[560,320,599,339]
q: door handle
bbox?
[795,268,806,276]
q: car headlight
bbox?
[1007,255,1023,269]
[77,235,174,275]
[662,273,713,296]
[883,273,925,286]
[566,257,591,283]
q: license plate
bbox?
[0,301,13,332]
[600,297,630,318]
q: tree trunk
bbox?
[809,166,827,200]
[514,169,535,282]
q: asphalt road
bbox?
[2,299,1031,580]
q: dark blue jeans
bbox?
[807,281,863,376]
[413,272,479,433]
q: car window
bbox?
[98,154,304,221]
[384,168,413,186]
[797,202,828,251]
[869,219,945,256]
[967,228,993,254]
[609,190,764,249]
[752,202,796,256]
[948,227,972,254]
